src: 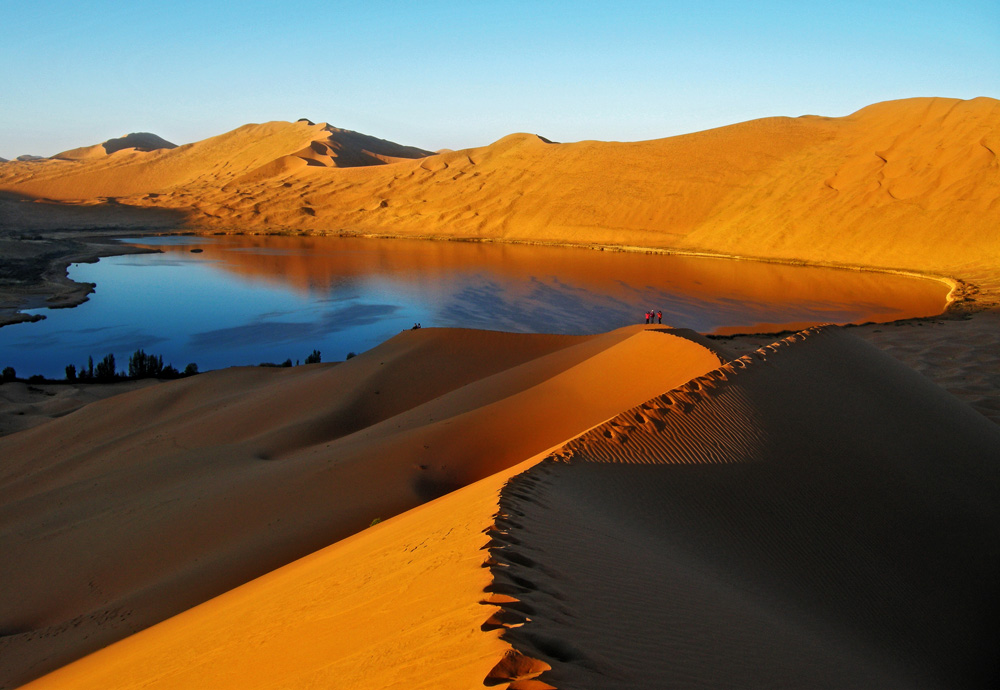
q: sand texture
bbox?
[722,307,1000,427]
[1,97,997,283]
[21,457,542,690]
[0,325,725,687]
[0,380,161,437]
[9,325,999,689]
[484,326,1000,689]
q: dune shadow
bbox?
[0,190,189,235]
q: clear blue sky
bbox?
[1,0,997,159]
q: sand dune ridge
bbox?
[480,325,1000,688]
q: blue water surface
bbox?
[0,236,947,379]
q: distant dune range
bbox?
[1,97,998,283]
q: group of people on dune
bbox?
[644,309,662,325]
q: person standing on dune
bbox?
[644,311,650,324]
[657,310,662,324]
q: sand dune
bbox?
[53,133,177,161]
[0,121,431,200]
[2,97,998,688]
[0,380,160,437]
[13,326,999,689]
[1,97,996,280]
[0,324,725,687]
[486,326,1000,688]
[20,457,540,690]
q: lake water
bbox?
[0,235,948,378]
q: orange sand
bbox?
[0,325,725,687]
[2,96,999,689]
[9,326,999,689]
[21,457,545,690]
[1,97,997,283]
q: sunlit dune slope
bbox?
[21,457,545,690]
[1,96,995,277]
[0,324,726,688]
[487,326,1000,689]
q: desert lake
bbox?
[0,235,949,378]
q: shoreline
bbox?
[0,234,160,328]
[4,228,997,431]
[344,231,970,307]
[0,227,979,331]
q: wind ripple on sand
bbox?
[553,331,825,466]
[482,326,1000,689]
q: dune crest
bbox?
[0,121,432,200]
[483,326,1000,688]
[53,133,177,161]
[0,325,726,687]
[18,456,544,690]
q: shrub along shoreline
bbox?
[1,348,328,385]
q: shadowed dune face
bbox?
[0,191,188,234]
[1,97,995,278]
[486,327,1000,689]
[0,324,725,688]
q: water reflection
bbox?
[187,302,401,349]
[0,235,948,378]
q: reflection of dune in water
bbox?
[134,236,949,333]
[187,302,400,349]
